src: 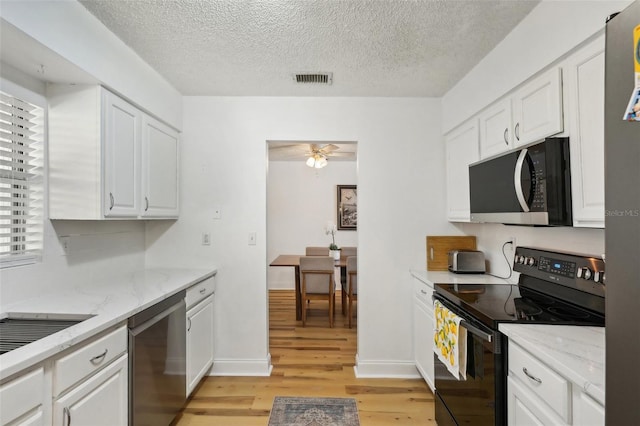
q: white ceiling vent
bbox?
[293,72,333,85]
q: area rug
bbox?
[268,396,360,426]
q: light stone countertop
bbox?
[0,267,216,381]
[499,323,605,405]
[410,269,516,287]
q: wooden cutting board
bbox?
[426,236,477,271]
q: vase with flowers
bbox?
[325,222,341,260]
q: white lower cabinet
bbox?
[572,388,604,426]
[507,341,604,426]
[508,375,568,426]
[412,278,435,391]
[187,295,214,396]
[0,367,47,426]
[52,355,128,426]
[186,276,216,396]
[52,324,128,426]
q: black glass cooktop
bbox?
[434,283,605,329]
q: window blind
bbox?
[0,91,44,267]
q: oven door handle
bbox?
[460,320,493,343]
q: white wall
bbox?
[442,0,632,134]
[267,160,357,289]
[145,96,457,377]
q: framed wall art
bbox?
[337,185,357,230]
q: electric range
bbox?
[433,246,605,426]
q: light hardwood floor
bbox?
[175,290,435,425]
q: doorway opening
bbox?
[266,140,358,366]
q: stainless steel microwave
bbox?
[469,137,572,226]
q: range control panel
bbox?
[513,246,605,297]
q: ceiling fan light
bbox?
[316,156,328,168]
[306,157,316,167]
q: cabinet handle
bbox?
[200,288,206,294]
[90,349,108,365]
[420,289,428,295]
[187,318,192,332]
[522,367,542,384]
[109,192,114,210]
[64,407,71,426]
[515,123,520,141]
[145,196,149,212]
[503,128,509,145]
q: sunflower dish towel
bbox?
[434,299,467,379]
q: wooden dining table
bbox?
[270,255,347,320]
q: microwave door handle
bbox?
[514,148,531,213]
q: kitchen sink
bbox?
[0,313,95,355]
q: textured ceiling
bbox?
[79,0,539,97]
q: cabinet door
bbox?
[479,98,513,158]
[573,389,604,426]
[564,35,605,228]
[53,354,128,426]
[7,411,44,426]
[512,67,563,147]
[141,115,179,218]
[187,296,214,396]
[507,376,569,426]
[103,91,141,217]
[445,120,479,222]
[413,281,434,391]
[0,368,45,426]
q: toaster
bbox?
[448,250,486,274]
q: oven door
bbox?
[433,295,507,426]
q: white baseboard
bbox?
[209,353,272,376]
[354,354,421,378]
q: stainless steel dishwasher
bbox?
[128,291,186,426]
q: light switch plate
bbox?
[248,232,256,245]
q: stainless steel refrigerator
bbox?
[605,1,640,424]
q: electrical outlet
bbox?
[202,233,211,245]
[508,237,516,251]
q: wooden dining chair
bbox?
[299,256,336,327]
[306,246,330,256]
[346,256,357,328]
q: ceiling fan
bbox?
[269,143,355,168]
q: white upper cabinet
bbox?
[445,120,479,222]
[563,34,605,228]
[48,85,179,220]
[479,97,513,159]
[141,115,180,218]
[512,67,564,147]
[103,90,141,217]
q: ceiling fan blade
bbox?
[270,144,309,152]
[320,144,340,153]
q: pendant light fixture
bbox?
[306,153,328,168]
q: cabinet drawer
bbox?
[0,367,44,425]
[186,276,216,309]
[53,325,127,397]
[509,342,570,422]
[414,280,433,307]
